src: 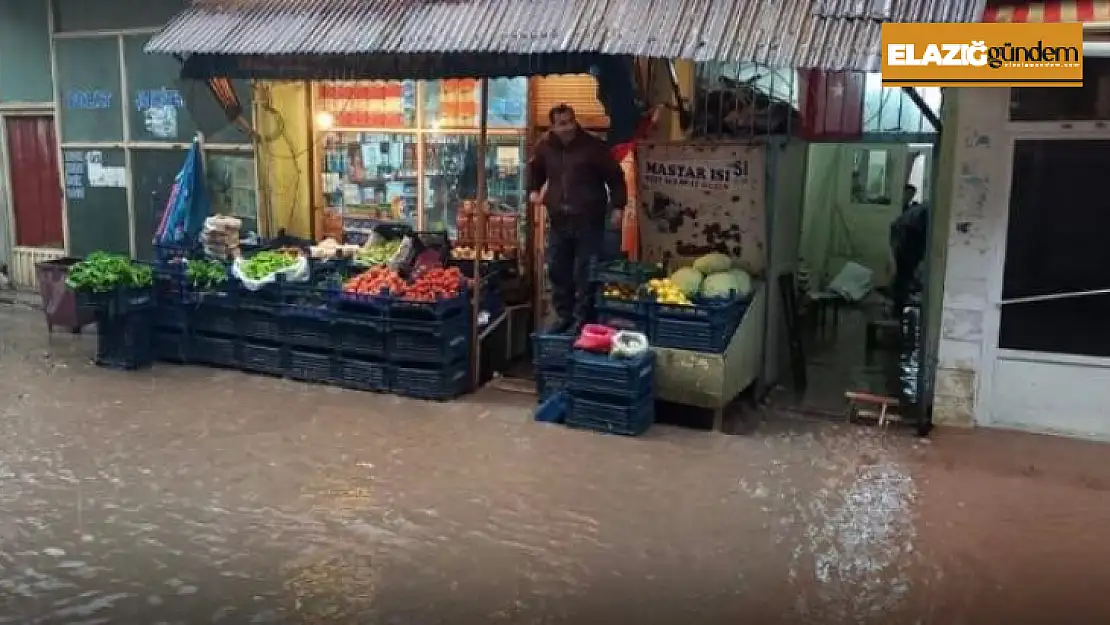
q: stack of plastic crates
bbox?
[649,297,749,353]
[566,350,655,436]
[387,292,473,401]
[93,289,156,370]
[531,333,574,410]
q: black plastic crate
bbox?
[651,315,742,353]
[287,350,335,384]
[536,367,568,403]
[190,304,237,336]
[153,330,188,363]
[389,290,469,321]
[568,350,654,400]
[241,343,284,376]
[333,313,386,358]
[331,288,391,317]
[393,361,471,401]
[336,357,390,392]
[153,302,189,332]
[239,308,282,343]
[589,258,665,286]
[283,315,334,350]
[651,297,747,323]
[531,333,575,368]
[94,310,154,370]
[387,318,469,364]
[79,287,156,317]
[566,395,654,437]
[595,310,648,333]
[190,334,238,368]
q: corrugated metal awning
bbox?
[983,0,1110,22]
[146,0,987,74]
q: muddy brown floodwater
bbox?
[3,305,1110,624]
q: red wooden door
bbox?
[6,116,63,248]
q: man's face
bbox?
[551,112,577,143]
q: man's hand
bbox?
[609,209,624,231]
[529,191,542,205]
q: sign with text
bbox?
[881,22,1083,87]
[636,143,766,274]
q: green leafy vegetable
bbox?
[241,250,297,280]
[66,252,153,293]
[185,259,228,291]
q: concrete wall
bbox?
[931,87,1009,427]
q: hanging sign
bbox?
[636,142,766,274]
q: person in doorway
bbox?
[528,104,628,334]
[889,184,928,317]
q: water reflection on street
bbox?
[3,306,1110,624]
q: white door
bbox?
[826,144,909,287]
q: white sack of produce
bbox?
[827,261,872,302]
[232,253,310,291]
[610,331,650,359]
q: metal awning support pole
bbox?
[901,87,942,133]
[471,78,490,389]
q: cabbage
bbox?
[668,267,704,297]
[693,252,732,275]
[700,269,753,300]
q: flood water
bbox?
[3,306,1110,624]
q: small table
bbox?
[807,291,843,335]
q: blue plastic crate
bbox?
[566,394,654,437]
[536,367,569,403]
[651,297,746,322]
[287,350,335,383]
[336,357,390,393]
[283,315,334,350]
[568,350,654,400]
[334,313,386,358]
[387,318,470,364]
[241,343,284,376]
[190,303,237,336]
[389,290,469,321]
[393,361,471,401]
[534,391,567,424]
[153,329,188,363]
[531,333,574,368]
[331,287,391,317]
[190,334,238,368]
[239,308,282,343]
[94,309,154,370]
[651,314,743,353]
[589,258,666,286]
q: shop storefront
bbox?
[932,2,1110,438]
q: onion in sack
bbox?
[610,331,650,359]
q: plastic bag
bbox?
[610,331,650,359]
[574,324,616,353]
[231,254,310,291]
[388,236,414,271]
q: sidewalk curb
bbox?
[0,290,42,309]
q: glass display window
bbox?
[316,80,417,129]
[320,131,419,226]
[423,78,529,130]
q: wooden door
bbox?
[6,116,63,248]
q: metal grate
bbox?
[692,62,800,139]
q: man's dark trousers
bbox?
[547,221,608,326]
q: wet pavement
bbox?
[3,305,1110,624]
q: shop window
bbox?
[124,35,253,144]
[316,81,416,130]
[55,37,124,143]
[320,131,419,224]
[486,78,528,128]
[423,79,482,129]
[52,0,185,33]
[63,148,129,257]
[423,134,526,238]
[849,149,892,205]
[1010,58,1110,121]
[999,140,1110,357]
[0,0,52,103]
[207,152,259,234]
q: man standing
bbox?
[528,104,628,334]
[889,184,928,317]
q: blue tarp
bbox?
[154,139,210,250]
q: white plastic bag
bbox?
[388,236,414,271]
[827,261,872,302]
[610,331,650,359]
[232,254,310,291]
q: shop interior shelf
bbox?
[569,350,654,400]
[566,394,655,437]
[531,332,574,369]
[241,343,285,376]
[336,357,391,393]
[393,360,470,401]
[387,318,469,364]
[95,310,154,371]
[190,334,239,368]
[287,349,335,383]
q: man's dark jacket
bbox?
[527,129,628,228]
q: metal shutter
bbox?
[531,74,609,129]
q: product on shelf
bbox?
[404,266,467,302]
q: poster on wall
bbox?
[636,142,766,275]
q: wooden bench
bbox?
[845,391,901,428]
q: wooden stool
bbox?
[845,391,901,428]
